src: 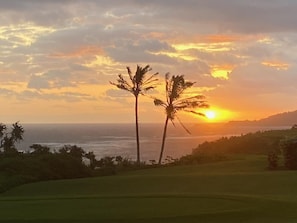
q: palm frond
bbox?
[126,67,133,82]
[154,98,167,107]
[143,86,155,92]
[111,65,158,97]
[166,105,176,120]
[176,115,191,134]
[173,97,208,110]
[165,73,171,103]
[109,74,134,93]
[135,65,150,85]
[170,119,176,127]
[143,72,159,88]
[168,75,195,102]
[186,110,206,117]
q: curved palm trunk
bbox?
[158,116,169,165]
[135,95,140,165]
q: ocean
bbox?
[17,123,289,162]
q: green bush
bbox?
[281,138,297,170]
[172,150,227,165]
[267,150,279,170]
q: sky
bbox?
[1,0,297,123]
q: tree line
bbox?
[0,123,152,192]
[110,65,208,165]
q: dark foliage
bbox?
[94,156,147,175]
[193,129,297,155]
[281,138,297,170]
[0,140,149,192]
[110,65,158,165]
[0,146,93,181]
[154,74,208,164]
[0,122,24,154]
[267,150,279,170]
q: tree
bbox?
[0,122,24,154]
[154,74,208,164]
[280,138,297,170]
[110,65,158,164]
[85,151,97,169]
[30,144,51,155]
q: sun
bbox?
[193,107,234,123]
[205,110,216,120]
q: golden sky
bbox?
[1,0,297,123]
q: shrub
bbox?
[267,150,279,170]
[173,150,227,165]
[281,138,297,170]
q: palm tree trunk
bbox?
[158,116,169,165]
[135,95,140,165]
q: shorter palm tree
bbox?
[110,65,158,164]
[154,73,208,164]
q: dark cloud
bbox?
[1,88,95,103]
[27,75,51,89]
[27,70,75,90]
[0,88,14,97]
[106,39,175,63]
[1,0,297,33]
[136,0,297,34]
[1,0,297,122]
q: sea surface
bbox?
[17,123,290,162]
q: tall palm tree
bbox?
[154,73,208,164]
[110,65,158,165]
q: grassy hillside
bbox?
[0,155,297,222]
[193,128,297,155]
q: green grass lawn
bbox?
[0,155,297,222]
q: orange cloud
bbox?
[211,64,235,79]
[50,46,104,58]
[145,32,167,39]
[261,61,290,70]
[84,55,118,68]
[172,42,232,53]
[204,34,243,43]
[0,69,16,75]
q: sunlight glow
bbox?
[211,64,234,79]
[195,108,235,123]
[205,110,216,120]
[172,42,232,53]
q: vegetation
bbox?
[280,137,297,170]
[0,122,297,222]
[0,143,149,192]
[1,156,297,222]
[154,74,208,164]
[190,128,297,170]
[0,122,24,154]
[0,144,93,192]
[0,123,143,192]
[110,65,158,165]
[194,128,297,155]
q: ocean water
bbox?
[17,123,289,162]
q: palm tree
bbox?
[0,122,24,154]
[154,73,208,164]
[110,65,158,165]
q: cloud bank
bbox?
[1,0,297,122]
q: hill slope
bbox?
[229,110,297,126]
